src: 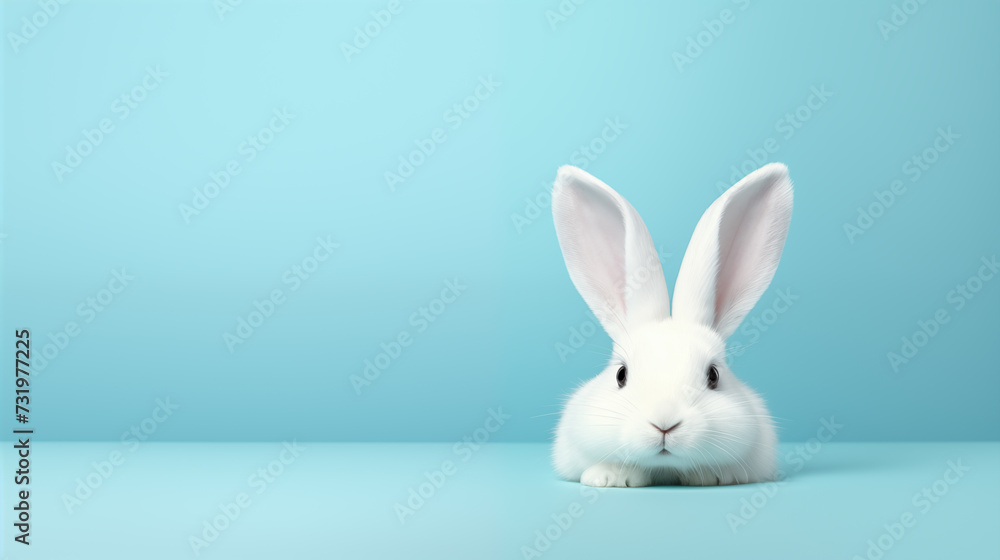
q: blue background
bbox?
[2,0,998,443]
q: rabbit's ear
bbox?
[552,166,670,342]
[672,163,793,340]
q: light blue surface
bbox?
[1,442,997,559]
[2,0,999,443]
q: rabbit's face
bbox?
[602,318,763,470]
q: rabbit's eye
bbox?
[616,365,628,388]
[707,365,720,390]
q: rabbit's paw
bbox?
[580,463,652,488]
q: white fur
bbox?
[551,164,793,487]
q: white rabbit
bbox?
[550,163,793,487]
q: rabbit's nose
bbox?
[651,421,682,435]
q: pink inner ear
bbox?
[553,165,672,337]
[713,176,788,336]
[568,184,627,316]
